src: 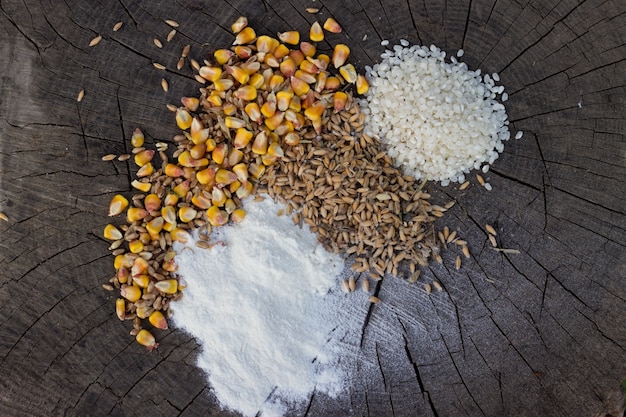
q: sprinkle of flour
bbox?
[171,197,354,416]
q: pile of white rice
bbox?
[359,41,522,185]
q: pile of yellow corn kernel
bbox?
[103,15,370,350]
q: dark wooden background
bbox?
[1,0,624,416]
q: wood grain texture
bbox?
[0,0,624,416]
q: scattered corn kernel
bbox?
[135,329,159,351]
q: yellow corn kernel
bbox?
[192,193,212,209]
[276,90,293,112]
[181,97,199,112]
[178,206,198,223]
[294,69,316,84]
[304,100,326,121]
[217,104,234,118]
[267,142,284,158]
[333,91,348,113]
[131,180,151,193]
[176,108,193,130]
[170,228,191,243]
[230,180,241,193]
[214,78,234,91]
[288,96,302,113]
[162,221,176,232]
[121,284,142,302]
[233,26,256,45]
[191,128,209,145]
[356,74,369,95]
[274,43,290,59]
[113,254,124,270]
[227,148,244,166]
[252,131,269,154]
[163,193,178,207]
[235,85,257,101]
[172,180,191,198]
[204,139,216,153]
[149,310,168,330]
[261,154,277,166]
[300,41,316,57]
[128,239,144,253]
[196,167,217,185]
[161,205,177,224]
[283,132,301,146]
[253,35,270,53]
[126,207,147,223]
[133,149,154,167]
[249,162,266,179]
[131,128,144,148]
[267,53,281,67]
[232,163,249,183]
[332,44,350,69]
[224,198,237,214]
[226,65,249,85]
[299,59,320,74]
[339,63,357,83]
[261,100,277,119]
[279,57,296,77]
[289,49,305,65]
[136,329,159,351]
[104,224,123,240]
[144,193,161,212]
[225,116,246,129]
[278,30,300,45]
[234,45,252,58]
[274,121,294,136]
[136,162,154,178]
[324,76,341,90]
[231,208,246,223]
[189,143,206,160]
[178,150,209,168]
[131,257,149,276]
[266,72,283,89]
[162,255,178,272]
[231,16,248,33]
[236,181,253,199]
[245,102,262,123]
[146,216,164,237]
[314,71,327,93]
[214,48,233,64]
[212,143,228,165]
[211,187,227,207]
[215,169,238,185]
[290,76,311,97]
[206,206,229,226]
[323,17,342,33]
[242,60,261,75]
[264,111,285,131]
[117,266,129,284]
[249,73,264,89]
[115,298,126,321]
[133,274,150,288]
[309,21,324,42]
[312,116,322,134]
[163,163,183,178]
[199,66,222,82]
[207,93,222,107]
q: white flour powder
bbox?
[171,197,351,416]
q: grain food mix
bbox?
[101,14,519,350]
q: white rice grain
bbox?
[360,43,514,183]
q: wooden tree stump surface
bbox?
[1,1,625,416]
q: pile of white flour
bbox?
[171,197,354,416]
